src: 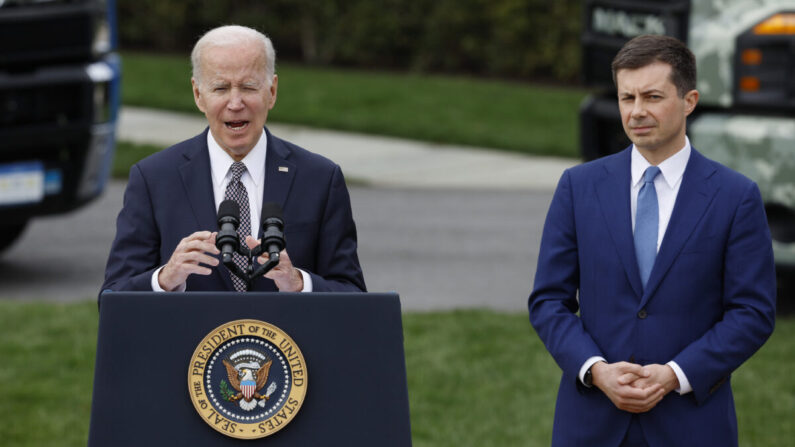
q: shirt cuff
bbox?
[579,356,606,385]
[151,266,186,292]
[666,361,692,395]
[297,268,313,292]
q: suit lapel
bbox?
[259,127,296,237]
[178,130,217,234]
[178,128,235,290]
[595,148,644,298]
[640,149,719,307]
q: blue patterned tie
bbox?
[224,162,251,292]
[635,166,661,288]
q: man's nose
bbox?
[630,98,647,118]
[227,90,245,110]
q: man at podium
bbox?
[102,25,365,294]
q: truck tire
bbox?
[777,266,795,315]
[0,222,28,253]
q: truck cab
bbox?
[580,0,795,307]
[0,0,121,251]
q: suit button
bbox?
[629,355,636,363]
[637,309,648,319]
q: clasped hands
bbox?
[158,231,303,292]
[591,361,680,414]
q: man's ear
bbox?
[268,75,278,110]
[192,77,205,113]
[683,89,699,117]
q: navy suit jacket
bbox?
[528,147,775,447]
[102,127,366,293]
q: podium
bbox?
[88,292,412,446]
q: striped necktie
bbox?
[224,162,251,291]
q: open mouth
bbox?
[225,120,249,131]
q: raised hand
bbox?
[158,231,219,291]
[245,235,303,292]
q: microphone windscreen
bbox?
[261,202,283,221]
[218,199,240,220]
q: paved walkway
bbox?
[3,108,572,307]
[119,106,577,190]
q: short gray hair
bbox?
[191,25,276,85]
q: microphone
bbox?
[260,202,286,262]
[216,200,240,264]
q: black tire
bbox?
[776,265,795,315]
[0,221,28,253]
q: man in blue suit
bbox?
[103,25,365,294]
[528,35,775,446]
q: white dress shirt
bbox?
[580,137,693,395]
[151,130,312,292]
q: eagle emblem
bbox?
[189,320,307,439]
[221,349,278,411]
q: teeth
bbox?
[226,121,248,130]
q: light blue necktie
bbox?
[635,166,661,288]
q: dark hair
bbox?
[611,35,696,97]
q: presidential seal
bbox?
[188,319,307,439]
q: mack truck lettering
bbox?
[592,7,666,38]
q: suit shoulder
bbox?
[134,132,205,174]
[562,149,627,182]
[694,149,757,191]
[569,153,614,173]
[273,134,341,174]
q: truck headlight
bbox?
[92,0,113,57]
[86,61,114,124]
[753,13,795,34]
[93,16,111,56]
[78,123,114,200]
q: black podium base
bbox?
[88,292,412,446]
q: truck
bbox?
[579,0,795,310]
[0,0,121,251]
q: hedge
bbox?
[116,0,582,82]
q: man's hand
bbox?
[591,361,666,413]
[631,364,680,395]
[159,231,219,291]
[245,236,304,292]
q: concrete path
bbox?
[1,184,551,312]
[119,106,576,190]
[0,107,580,310]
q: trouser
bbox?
[619,415,648,447]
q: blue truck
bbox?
[0,0,121,251]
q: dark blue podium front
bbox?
[88,292,412,446]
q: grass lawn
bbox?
[0,302,791,446]
[121,52,587,158]
[112,141,162,179]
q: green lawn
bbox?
[121,52,587,158]
[0,302,792,446]
[112,141,160,178]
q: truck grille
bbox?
[0,82,89,129]
[0,1,101,68]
